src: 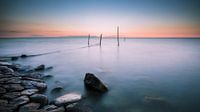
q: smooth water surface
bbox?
[0,38,200,112]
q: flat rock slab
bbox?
[54,93,81,106]
[19,102,40,112]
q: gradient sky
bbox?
[0,0,200,38]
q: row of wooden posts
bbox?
[87,26,120,47]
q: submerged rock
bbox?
[35,64,45,71]
[30,94,48,105]
[51,86,63,93]
[54,93,82,106]
[21,54,28,58]
[66,103,93,112]
[84,73,108,92]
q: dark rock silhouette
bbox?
[84,73,108,92]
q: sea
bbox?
[0,37,200,112]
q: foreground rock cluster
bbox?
[0,62,92,112]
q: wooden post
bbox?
[100,34,102,47]
[88,34,90,46]
[117,26,120,46]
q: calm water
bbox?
[0,38,200,112]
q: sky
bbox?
[0,0,200,38]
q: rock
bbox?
[54,93,82,106]
[4,84,24,92]
[19,102,40,112]
[21,81,47,91]
[46,66,53,70]
[21,89,39,96]
[11,56,18,61]
[30,94,48,105]
[21,77,44,82]
[0,66,14,75]
[31,81,47,92]
[0,99,8,106]
[21,54,28,58]
[6,77,22,84]
[0,87,6,94]
[42,75,53,80]
[35,64,45,71]
[48,106,65,112]
[66,103,93,112]
[10,95,30,108]
[51,86,63,93]
[0,62,12,66]
[1,92,21,100]
[0,77,12,83]
[23,72,43,79]
[84,73,108,92]
[43,104,58,111]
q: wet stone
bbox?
[0,99,8,106]
[0,62,12,66]
[21,89,39,96]
[10,95,30,108]
[1,92,21,100]
[19,102,40,112]
[34,64,45,71]
[0,77,12,83]
[54,93,82,106]
[6,77,22,84]
[4,84,24,92]
[22,77,44,82]
[66,104,93,112]
[31,81,47,92]
[0,66,14,75]
[48,106,65,112]
[30,94,48,106]
[0,86,6,94]
[43,104,58,111]
[23,72,43,79]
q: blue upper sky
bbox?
[0,0,200,37]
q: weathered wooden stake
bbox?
[100,34,102,47]
[117,26,120,46]
[88,34,90,46]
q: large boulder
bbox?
[54,93,81,106]
[84,73,108,92]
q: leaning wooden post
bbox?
[117,26,120,46]
[88,34,90,46]
[100,34,102,47]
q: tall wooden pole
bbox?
[88,34,90,46]
[100,34,102,47]
[117,26,120,46]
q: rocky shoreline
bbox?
[0,61,92,112]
